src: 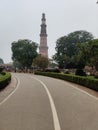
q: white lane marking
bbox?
[0,76,20,106]
[60,80,98,100]
[41,76,98,101]
[31,76,61,130]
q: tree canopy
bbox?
[33,55,49,70]
[53,30,94,69]
[0,58,4,64]
[11,39,38,69]
[67,30,93,44]
[77,39,98,70]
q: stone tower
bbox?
[39,13,48,58]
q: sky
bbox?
[0,0,98,63]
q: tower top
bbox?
[42,13,45,19]
[40,13,47,36]
[41,13,46,24]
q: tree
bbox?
[53,30,94,69]
[87,39,98,71]
[13,60,22,70]
[33,55,49,70]
[0,58,4,64]
[75,39,98,76]
[0,58,4,73]
[76,42,90,68]
[11,39,38,69]
[67,30,93,44]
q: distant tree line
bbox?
[11,30,98,75]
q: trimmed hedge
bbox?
[35,72,98,91]
[0,72,11,89]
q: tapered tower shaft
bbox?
[39,13,48,58]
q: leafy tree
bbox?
[33,55,49,70]
[67,30,93,44]
[53,30,94,69]
[13,60,22,69]
[76,39,98,71]
[76,42,90,68]
[0,58,4,73]
[87,39,98,71]
[11,39,38,69]
[0,58,4,64]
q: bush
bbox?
[0,72,11,89]
[45,68,60,73]
[95,75,98,79]
[75,69,86,76]
[0,72,6,75]
[94,72,98,79]
[64,69,70,74]
[0,66,4,73]
[35,72,98,91]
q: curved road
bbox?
[0,73,98,130]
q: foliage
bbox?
[0,66,4,73]
[53,30,93,69]
[76,42,90,68]
[13,60,22,70]
[35,72,98,91]
[67,30,93,44]
[75,69,86,76]
[45,68,60,73]
[77,39,98,71]
[88,39,98,70]
[0,72,11,89]
[11,39,38,69]
[0,58,4,64]
[33,55,49,70]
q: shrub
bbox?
[35,72,98,91]
[95,75,98,79]
[0,72,6,75]
[94,72,98,79]
[75,69,86,76]
[64,69,70,74]
[0,72,11,89]
[0,66,4,73]
[45,68,60,73]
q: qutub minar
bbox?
[39,13,48,58]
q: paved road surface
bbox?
[0,73,98,130]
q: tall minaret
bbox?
[39,13,48,58]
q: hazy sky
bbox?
[0,0,98,63]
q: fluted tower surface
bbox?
[39,13,48,58]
